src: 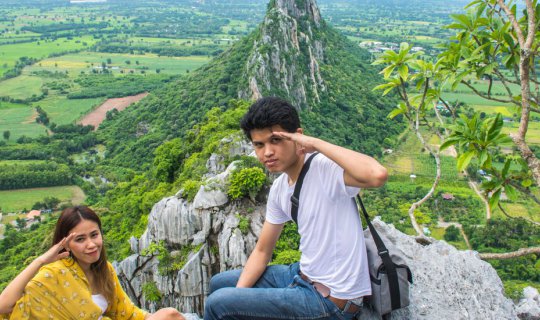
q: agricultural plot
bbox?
[27,52,211,75]
[0,102,46,139]
[31,96,105,125]
[0,75,43,100]
[0,185,85,213]
[0,36,98,77]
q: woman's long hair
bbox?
[53,206,114,303]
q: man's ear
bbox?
[296,128,303,134]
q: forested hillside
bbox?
[97,0,402,171]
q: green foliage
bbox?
[503,280,540,301]
[142,281,162,302]
[68,74,174,99]
[181,180,201,202]
[153,138,185,183]
[444,225,461,242]
[236,213,250,235]
[227,167,266,201]
[141,241,203,275]
[466,218,540,284]
[100,102,250,261]
[0,162,73,190]
[271,249,301,265]
[0,218,56,290]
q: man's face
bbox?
[250,125,301,173]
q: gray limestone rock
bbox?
[516,287,540,320]
[357,219,517,320]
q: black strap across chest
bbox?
[289,153,402,311]
[290,152,319,224]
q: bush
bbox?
[444,225,461,242]
[181,180,201,202]
[227,167,266,201]
[271,249,301,265]
[236,213,250,234]
[142,282,162,302]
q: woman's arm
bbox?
[0,234,73,314]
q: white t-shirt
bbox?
[266,153,371,299]
[92,294,108,320]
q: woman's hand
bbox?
[0,232,76,314]
[37,233,75,266]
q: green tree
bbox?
[438,0,540,201]
[2,130,9,141]
[374,43,451,237]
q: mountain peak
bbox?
[240,0,326,108]
[270,0,321,26]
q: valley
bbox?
[0,0,538,304]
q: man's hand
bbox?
[273,131,320,155]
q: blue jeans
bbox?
[204,263,361,320]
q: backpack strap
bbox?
[356,195,401,311]
[290,152,319,224]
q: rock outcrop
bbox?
[516,287,540,320]
[116,141,520,319]
[240,0,326,109]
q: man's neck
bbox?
[286,153,306,186]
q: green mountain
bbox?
[98,0,402,171]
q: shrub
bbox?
[227,167,266,201]
[181,180,201,202]
[271,249,301,265]
[236,213,250,234]
[142,281,162,302]
[444,225,461,242]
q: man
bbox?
[204,97,388,320]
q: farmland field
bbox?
[0,36,98,77]
[31,96,105,125]
[0,185,86,213]
[0,75,43,100]
[0,102,46,139]
[26,52,211,75]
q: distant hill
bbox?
[98,0,403,170]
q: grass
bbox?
[0,186,86,213]
[0,36,97,77]
[27,52,211,75]
[31,95,105,125]
[0,75,43,100]
[0,101,47,139]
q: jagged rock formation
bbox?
[240,0,326,108]
[114,140,266,315]
[115,135,520,319]
[117,185,520,319]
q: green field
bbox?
[0,185,86,213]
[31,96,105,125]
[26,52,211,75]
[0,75,43,100]
[0,36,98,77]
[0,102,47,139]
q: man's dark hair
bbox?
[240,97,301,140]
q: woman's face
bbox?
[68,219,103,271]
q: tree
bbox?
[375,0,540,257]
[374,43,453,237]
[437,0,540,217]
[2,130,9,141]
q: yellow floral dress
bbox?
[1,258,148,320]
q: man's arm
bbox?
[236,221,284,288]
[275,131,388,188]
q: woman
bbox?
[0,206,184,320]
